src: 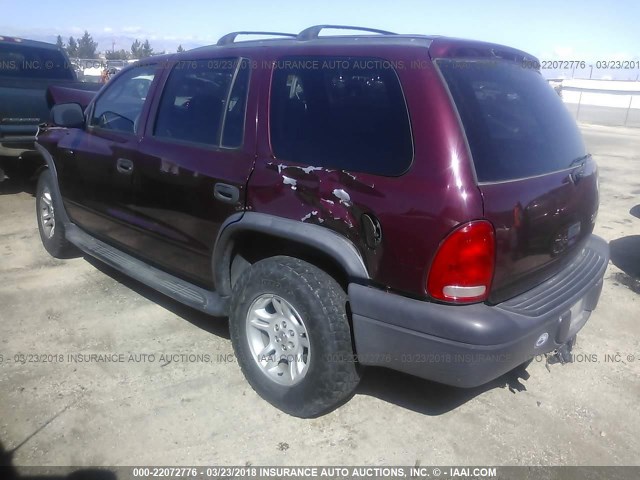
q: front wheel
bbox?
[36,170,75,258]
[229,256,361,417]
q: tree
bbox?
[131,39,154,59]
[67,36,78,58]
[177,45,185,53]
[130,39,142,59]
[105,49,129,60]
[141,39,154,58]
[56,35,65,51]
[76,31,98,58]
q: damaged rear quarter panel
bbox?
[247,47,483,297]
[246,158,483,296]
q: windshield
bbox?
[438,59,586,183]
[0,43,75,80]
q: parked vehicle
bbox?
[0,36,100,182]
[105,59,126,73]
[81,65,103,83]
[35,25,609,417]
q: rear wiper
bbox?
[569,154,590,168]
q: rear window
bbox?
[438,60,586,183]
[270,56,413,176]
[0,43,74,80]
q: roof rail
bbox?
[217,31,297,46]
[297,25,397,40]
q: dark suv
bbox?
[35,25,609,417]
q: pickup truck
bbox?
[0,35,99,182]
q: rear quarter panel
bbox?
[247,45,482,296]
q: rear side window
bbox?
[438,60,586,183]
[154,58,250,147]
[270,56,413,176]
[0,43,74,80]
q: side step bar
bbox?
[65,225,228,317]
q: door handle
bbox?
[116,158,134,175]
[214,183,240,204]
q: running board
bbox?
[65,225,228,316]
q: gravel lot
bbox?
[0,124,639,468]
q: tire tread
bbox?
[229,255,360,417]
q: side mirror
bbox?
[50,103,85,128]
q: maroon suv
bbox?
[35,25,609,417]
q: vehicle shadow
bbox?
[85,254,534,416]
[1,439,116,480]
[609,235,640,279]
[609,235,640,294]
[356,362,531,416]
[0,440,17,479]
[83,256,230,340]
[0,175,35,196]
[82,253,534,416]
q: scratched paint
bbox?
[332,189,351,206]
[265,162,370,236]
[282,176,297,190]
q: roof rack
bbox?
[297,25,397,40]
[217,31,297,46]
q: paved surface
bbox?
[0,124,639,467]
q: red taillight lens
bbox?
[427,220,495,303]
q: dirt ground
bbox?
[1,124,639,467]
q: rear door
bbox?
[129,57,256,287]
[438,60,599,303]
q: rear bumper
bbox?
[348,234,609,388]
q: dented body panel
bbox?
[248,45,482,295]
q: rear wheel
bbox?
[36,170,75,258]
[229,256,360,417]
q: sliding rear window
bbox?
[438,60,586,183]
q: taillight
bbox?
[427,220,495,303]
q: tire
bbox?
[229,256,361,417]
[36,170,75,258]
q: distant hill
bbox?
[3,32,205,54]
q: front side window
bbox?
[154,58,250,147]
[90,64,157,134]
[269,56,413,176]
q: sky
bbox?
[1,0,639,78]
